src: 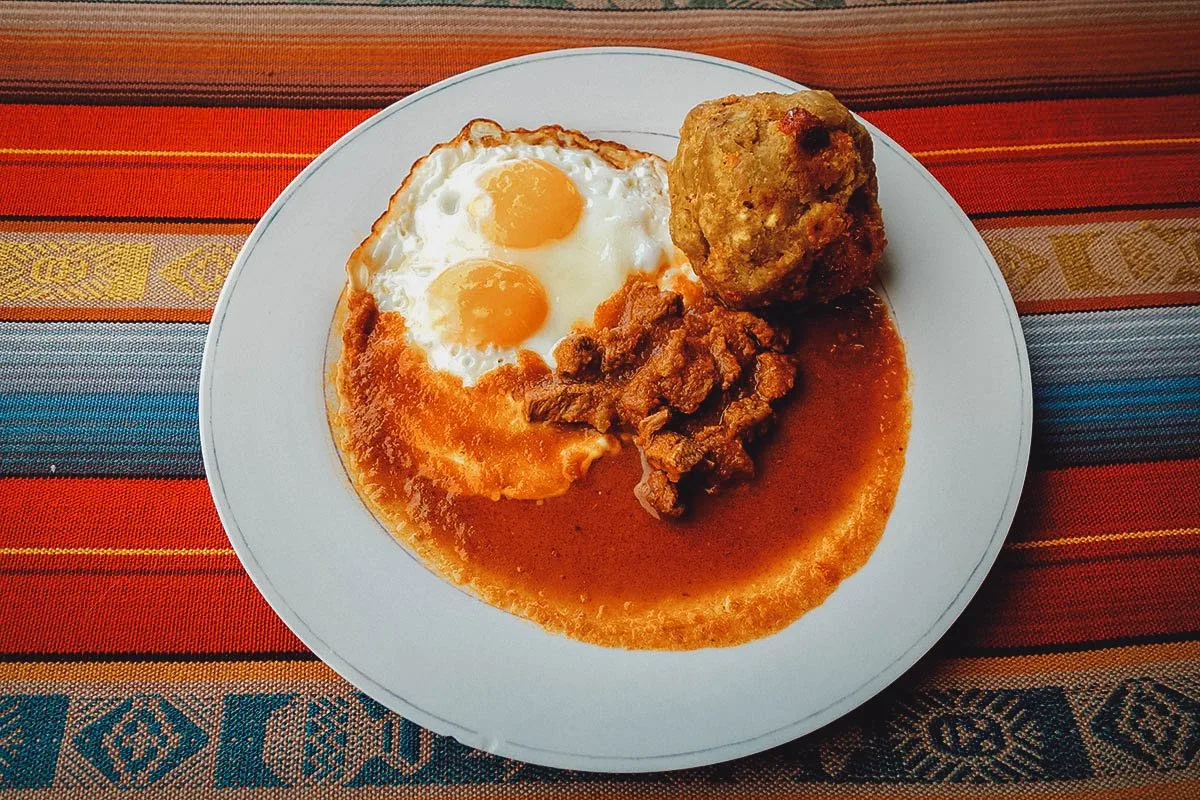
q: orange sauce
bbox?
[333,289,909,649]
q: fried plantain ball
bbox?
[667,91,886,309]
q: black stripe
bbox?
[0,566,244,577]
[7,631,1198,664]
[4,205,1196,230]
[970,201,1200,220]
[0,651,317,663]
[2,0,1014,9]
[0,159,300,172]
[0,470,207,478]
[0,214,259,224]
[945,630,1200,658]
[0,474,208,483]
[833,75,1200,106]
[2,79,1197,113]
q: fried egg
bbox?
[357,119,674,385]
[336,121,683,501]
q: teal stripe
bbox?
[1,391,200,476]
[1035,375,1200,401]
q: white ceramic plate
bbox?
[200,48,1031,772]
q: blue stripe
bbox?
[1045,407,1200,425]
[1034,375,1200,400]
[1038,390,1200,411]
[1,303,1199,476]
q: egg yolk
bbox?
[480,159,583,249]
[428,259,549,349]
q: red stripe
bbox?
[1,97,1192,156]
[9,462,1196,555]
[0,306,214,322]
[0,478,225,550]
[0,570,303,655]
[1010,459,1200,544]
[949,459,1200,651]
[924,150,1198,216]
[0,160,302,220]
[954,548,1200,652]
[1,149,1191,220]
[1,98,1197,219]
[1,464,1198,655]
[0,104,373,155]
[861,96,1200,153]
[2,548,1192,656]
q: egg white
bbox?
[367,136,673,385]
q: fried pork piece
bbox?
[525,280,796,519]
[668,91,886,309]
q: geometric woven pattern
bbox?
[0,241,151,302]
[3,666,1200,791]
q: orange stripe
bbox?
[0,547,235,557]
[0,159,299,219]
[0,659,334,683]
[1015,292,1200,315]
[0,219,255,235]
[936,639,1200,678]
[0,306,214,323]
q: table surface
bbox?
[1,0,1198,797]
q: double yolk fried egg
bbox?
[356,119,674,385]
[339,120,679,500]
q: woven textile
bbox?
[2,0,1199,796]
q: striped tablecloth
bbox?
[2,1,1198,796]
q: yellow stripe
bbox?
[0,147,318,160]
[1005,526,1200,551]
[4,528,1195,557]
[2,137,1196,163]
[912,137,1200,158]
[0,659,334,683]
[936,639,1200,677]
[0,547,235,557]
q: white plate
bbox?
[200,48,1031,772]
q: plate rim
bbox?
[200,46,1033,772]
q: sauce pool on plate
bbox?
[331,288,910,649]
